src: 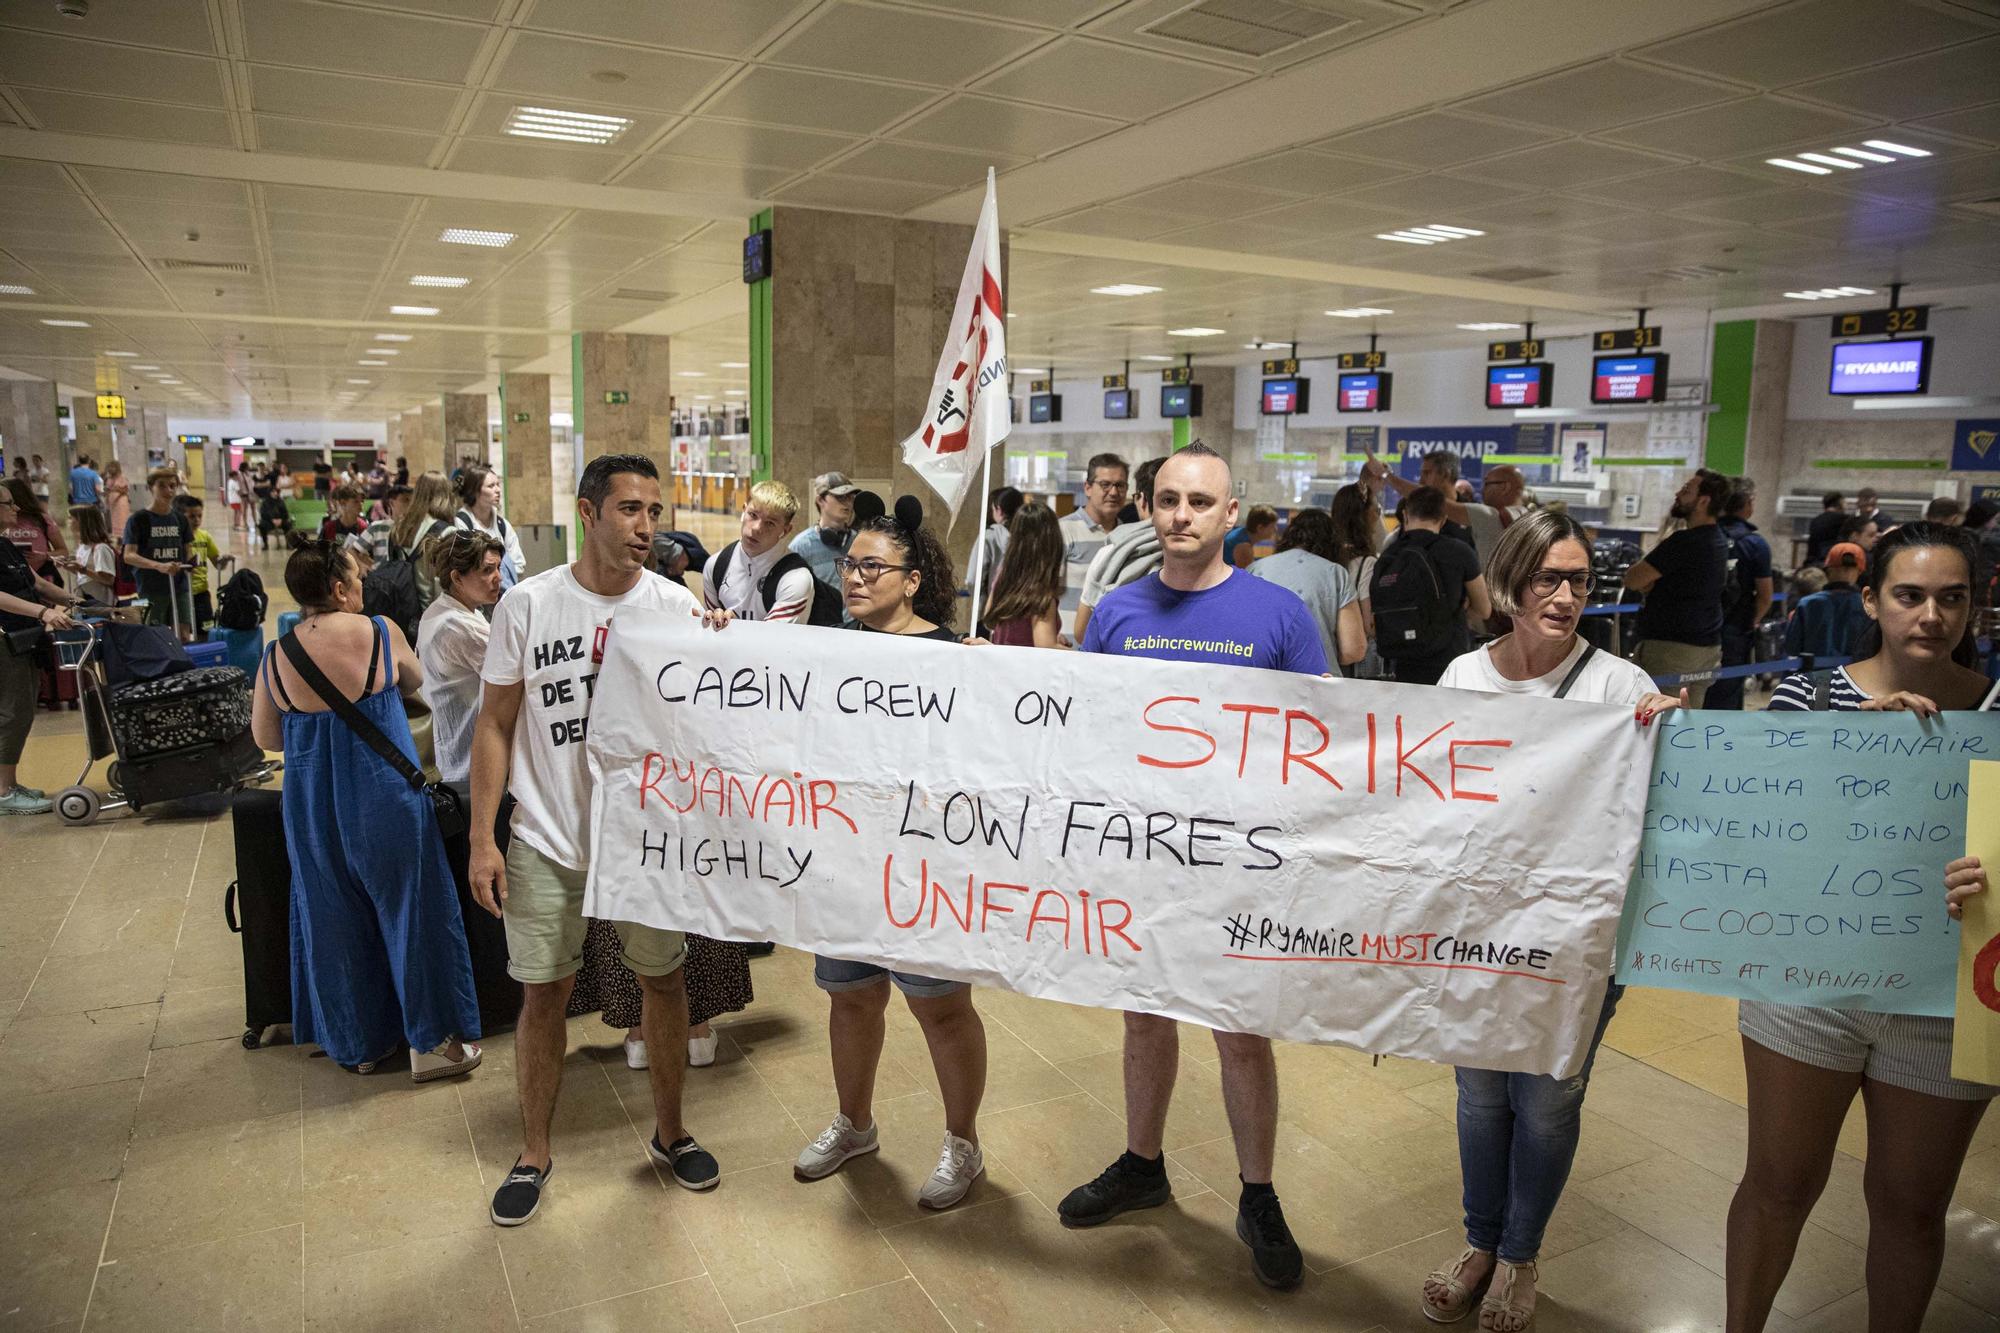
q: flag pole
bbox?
[966,443,993,633]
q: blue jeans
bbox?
[1455,981,1624,1263]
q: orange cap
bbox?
[1825,542,1866,573]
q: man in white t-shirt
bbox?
[703,479,816,624]
[469,452,727,1227]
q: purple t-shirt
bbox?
[1080,567,1328,675]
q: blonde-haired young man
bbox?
[701,479,816,624]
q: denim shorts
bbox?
[814,954,966,999]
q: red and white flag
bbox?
[900,169,1008,522]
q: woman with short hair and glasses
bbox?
[789,496,992,1214]
[1421,509,1683,1331]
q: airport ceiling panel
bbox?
[3,0,2000,417]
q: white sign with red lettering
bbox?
[584,614,1657,1077]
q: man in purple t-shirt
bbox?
[1063,443,1326,1291]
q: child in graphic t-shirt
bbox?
[173,494,233,634]
[123,469,195,639]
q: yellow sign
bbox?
[1968,430,1996,461]
[1953,761,2000,1085]
[95,393,126,420]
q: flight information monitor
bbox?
[1591,353,1669,404]
[1828,338,1933,396]
[1487,363,1552,409]
[1102,387,1135,420]
[1261,376,1309,415]
[1336,372,1390,412]
[1159,384,1202,418]
[1029,392,1061,423]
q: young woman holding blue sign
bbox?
[1422,510,1683,1331]
[1729,521,1996,1333]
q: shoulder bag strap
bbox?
[1552,643,1597,699]
[277,629,425,795]
[1811,670,1835,711]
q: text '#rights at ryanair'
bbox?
[583,613,1655,1079]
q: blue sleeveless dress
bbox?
[263,615,479,1066]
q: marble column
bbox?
[500,372,554,525]
[142,406,170,468]
[385,414,405,472]
[1710,318,1791,505]
[402,404,444,477]
[70,394,140,482]
[1,379,60,482]
[765,206,1008,587]
[572,332,672,476]
[443,392,488,473]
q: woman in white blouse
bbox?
[453,464,525,593]
[415,529,504,782]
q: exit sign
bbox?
[603,390,629,405]
[512,411,530,423]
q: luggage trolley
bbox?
[51,615,279,825]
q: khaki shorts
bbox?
[1633,639,1722,709]
[502,839,685,985]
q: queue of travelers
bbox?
[7,436,1992,1332]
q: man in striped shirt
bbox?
[701,479,816,624]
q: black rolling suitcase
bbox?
[225,785,521,1050]
[226,787,291,1048]
[112,665,253,762]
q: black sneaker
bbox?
[1236,1190,1303,1290]
[649,1133,720,1191]
[491,1158,551,1227]
[1057,1152,1172,1228]
[743,942,777,958]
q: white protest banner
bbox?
[584,615,1656,1078]
[1617,711,2000,1015]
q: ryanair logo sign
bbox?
[1951,419,2000,473]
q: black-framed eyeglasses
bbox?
[1527,568,1595,597]
[836,557,913,580]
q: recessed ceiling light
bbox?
[676,370,705,377]
[1457,321,1521,331]
[1091,283,1163,297]
[439,228,515,248]
[409,275,468,288]
[1768,140,1933,177]
[358,359,388,366]
[1138,355,1175,362]
[103,350,138,357]
[694,394,713,400]
[369,348,400,356]
[157,379,181,385]
[1167,327,1224,337]
[374,332,413,342]
[1783,286,1874,300]
[40,318,90,327]
[1326,307,1393,317]
[1377,223,1483,246]
[718,361,748,369]
[1012,366,1048,375]
[0,283,34,296]
[346,378,371,385]
[389,305,439,316]
[505,105,632,145]
[132,364,158,371]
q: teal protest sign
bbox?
[1617,710,2000,1015]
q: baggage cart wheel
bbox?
[107,761,125,793]
[242,1027,262,1050]
[55,786,101,826]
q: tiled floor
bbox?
[4,533,1998,1332]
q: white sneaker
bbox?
[687,1033,719,1067]
[623,1037,648,1070]
[919,1133,984,1210]
[411,1039,481,1084]
[794,1114,878,1181]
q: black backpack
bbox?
[215,569,266,632]
[709,542,843,627]
[1370,531,1459,660]
[361,552,424,643]
[1720,524,1757,630]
